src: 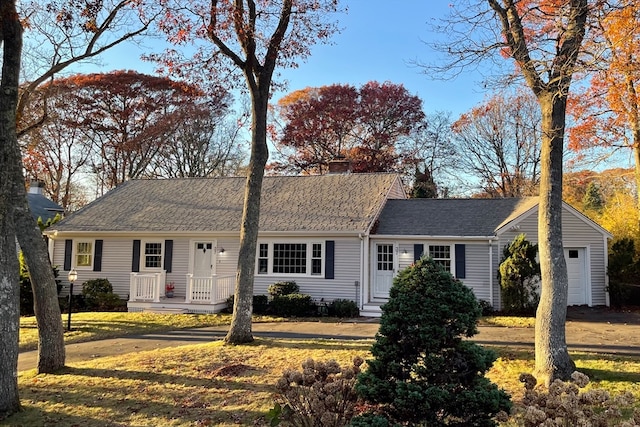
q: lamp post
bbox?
[67,269,78,331]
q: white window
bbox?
[429,245,452,272]
[257,241,324,276]
[75,240,93,269]
[258,243,269,274]
[142,241,163,270]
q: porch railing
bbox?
[186,274,235,304]
[129,271,166,302]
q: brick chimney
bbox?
[327,156,351,174]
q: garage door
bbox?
[565,248,587,306]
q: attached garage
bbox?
[363,198,612,316]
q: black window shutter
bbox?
[325,240,335,279]
[164,240,173,273]
[93,240,103,272]
[132,240,141,272]
[64,239,73,271]
[455,244,466,279]
[414,244,424,263]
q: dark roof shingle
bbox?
[50,174,402,234]
[374,198,539,236]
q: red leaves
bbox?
[272,81,424,174]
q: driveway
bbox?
[18,307,640,372]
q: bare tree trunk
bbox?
[14,202,66,373]
[0,0,23,416]
[534,93,576,385]
[225,87,269,344]
[3,0,66,374]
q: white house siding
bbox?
[462,242,493,303]
[253,237,362,303]
[52,236,134,298]
[396,240,494,305]
[52,235,242,299]
[496,204,609,307]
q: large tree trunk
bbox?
[14,203,66,373]
[224,85,269,344]
[0,0,23,416]
[534,92,576,385]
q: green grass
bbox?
[18,312,282,352]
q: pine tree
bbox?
[354,257,511,426]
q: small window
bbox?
[143,242,163,269]
[377,244,394,271]
[311,243,322,275]
[75,241,93,268]
[568,250,579,259]
[258,243,269,274]
[429,245,451,272]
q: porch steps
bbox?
[143,307,189,314]
[360,303,383,318]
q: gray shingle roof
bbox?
[50,174,402,234]
[373,198,539,236]
[27,193,64,222]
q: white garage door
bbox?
[564,248,587,306]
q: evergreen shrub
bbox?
[354,257,511,426]
[81,278,123,311]
[268,281,299,297]
[498,234,540,314]
[225,294,269,314]
[329,299,359,318]
[271,293,316,317]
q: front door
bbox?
[373,243,395,299]
[193,242,215,277]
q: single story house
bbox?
[45,173,612,316]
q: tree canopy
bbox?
[271,81,425,174]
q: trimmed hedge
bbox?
[271,294,317,317]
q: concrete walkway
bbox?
[18,317,640,371]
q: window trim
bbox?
[140,240,164,272]
[74,239,94,270]
[256,240,325,277]
[427,243,455,274]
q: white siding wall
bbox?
[496,204,609,307]
[53,235,361,303]
[253,237,362,303]
[395,240,494,304]
[53,236,134,298]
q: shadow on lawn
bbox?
[12,389,268,427]
[57,365,274,393]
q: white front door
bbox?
[373,243,396,299]
[565,248,587,305]
[193,242,215,277]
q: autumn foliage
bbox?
[272,81,425,174]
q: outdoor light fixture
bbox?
[402,249,408,255]
[218,247,225,254]
[67,269,78,331]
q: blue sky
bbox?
[80,1,491,119]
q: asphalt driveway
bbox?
[18,306,640,372]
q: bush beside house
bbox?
[353,257,511,426]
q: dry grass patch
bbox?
[19,313,281,352]
[11,338,372,426]
[480,316,535,328]
[6,338,640,426]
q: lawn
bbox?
[18,312,282,352]
[7,313,638,426]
